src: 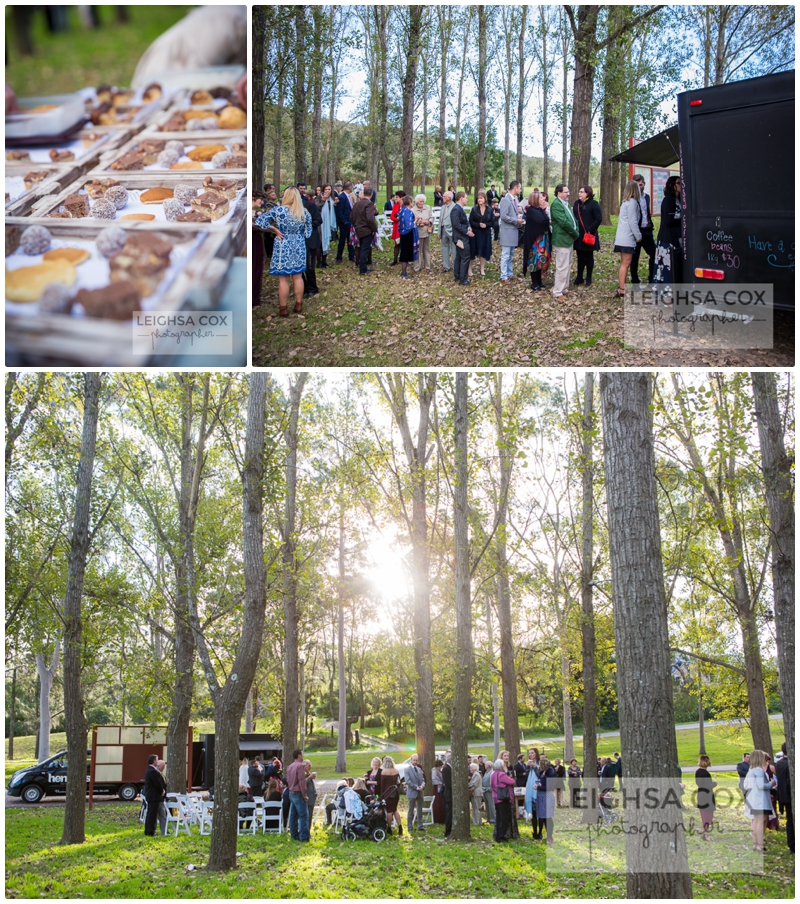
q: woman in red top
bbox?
[389,190,406,266]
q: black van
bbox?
[677,70,794,309]
[7,750,140,803]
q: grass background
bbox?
[7,722,784,784]
[5,5,193,97]
[4,771,794,899]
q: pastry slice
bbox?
[139,138,166,165]
[85,178,121,199]
[23,171,49,190]
[111,150,145,171]
[225,155,247,169]
[202,176,237,200]
[6,150,30,162]
[190,192,229,221]
[187,144,227,162]
[175,209,211,223]
[190,89,213,105]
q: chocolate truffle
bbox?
[104,185,129,210]
[20,225,52,255]
[173,184,197,204]
[92,199,117,220]
[163,198,185,222]
[157,149,180,168]
[96,226,128,259]
[165,140,185,156]
[38,282,74,315]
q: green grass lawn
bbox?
[5,774,794,899]
[5,5,193,97]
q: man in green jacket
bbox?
[550,184,580,299]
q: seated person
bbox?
[325,779,349,825]
[352,777,373,805]
[238,784,254,803]
[264,778,282,831]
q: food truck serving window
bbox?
[691,101,793,214]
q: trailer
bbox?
[612,70,794,311]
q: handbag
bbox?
[577,205,596,245]
[496,783,510,801]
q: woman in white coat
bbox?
[612,180,642,298]
[743,749,777,852]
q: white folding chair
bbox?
[261,800,284,834]
[199,799,214,836]
[238,802,258,836]
[422,795,434,826]
[164,795,192,836]
[313,793,331,825]
[139,798,148,824]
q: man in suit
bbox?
[450,191,473,287]
[350,191,378,275]
[776,743,793,853]
[498,181,525,284]
[248,756,265,797]
[631,174,655,286]
[299,186,322,296]
[442,755,453,837]
[613,752,623,790]
[143,753,166,836]
[335,181,355,263]
[487,184,497,204]
[438,191,456,272]
[405,753,426,832]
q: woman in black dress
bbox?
[573,185,602,287]
[695,755,717,840]
[468,190,494,276]
[523,191,551,291]
[433,185,444,207]
[654,175,683,286]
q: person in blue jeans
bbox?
[285,748,310,841]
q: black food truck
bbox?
[612,70,794,310]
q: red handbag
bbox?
[578,206,595,245]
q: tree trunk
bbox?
[252,6,266,193]
[420,54,429,195]
[560,648,574,762]
[452,15,472,191]
[60,373,101,847]
[35,644,60,763]
[600,372,692,898]
[515,9,528,186]
[309,8,324,188]
[437,7,451,191]
[336,513,347,773]
[206,373,269,872]
[281,375,308,757]
[166,596,193,794]
[751,372,794,815]
[245,688,255,733]
[599,8,624,223]
[401,8,424,196]
[451,373,472,841]
[474,7,488,193]
[493,375,520,761]
[8,665,17,760]
[503,24,513,188]
[579,373,598,824]
[293,7,307,184]
[486,594,501,762]
[567,7,599,191]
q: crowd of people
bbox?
[253,173,688,314]
[142,741,793,857]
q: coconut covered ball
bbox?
[211,151,233,168]
[92,198,117,220]
[38,282,74,314]
[163,198,185,222]
[157,149,181,168]
[20,225,52,255]
[165,139,185,156]
[173,184,197,204]
[104,185,129,210]
[95,226,128,259]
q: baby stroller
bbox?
[341,790,388,842]
[598,789,617,825]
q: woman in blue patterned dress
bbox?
[254,187,312,315]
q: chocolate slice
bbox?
[190,192,230,220]
[23,171,49,189]
[6,225,20,257]
[6,150,30,161]
[63,193,90,218]
[175,209,211,223]
[49,149,75,163]
[77,280,141,320]
[225,155,247,169]
[110,150,145,171]
[85,178,121,199]
[202,176,237,199]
